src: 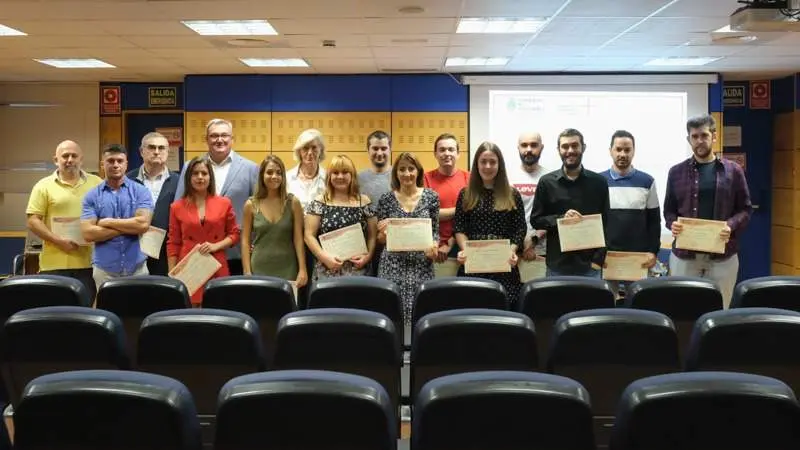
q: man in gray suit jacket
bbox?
[174,118,258,275]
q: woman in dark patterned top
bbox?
[454,141,527,303]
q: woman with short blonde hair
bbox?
[304,155,377,280]
[286,129,327,210]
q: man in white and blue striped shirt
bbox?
[600,130,661,293]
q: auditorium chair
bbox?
[307,276,403,344]
[95,275,189,358]
[0,306,129,407]
[610,372,800,450]
[686,308,800,394]
[0,275,90,325]
[13,370,201,450]
[413,371,595,450]
[137,309,266,447]
[273,308,401,422]
[215,370,397,450]
[517,276,616,367]
[411,309,538,401]
[412,277,509,330]
[623,276,721,359]
[547,309,680,448]
[731,275,800,311]
[203,275,296,364]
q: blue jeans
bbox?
[546,267,601,278]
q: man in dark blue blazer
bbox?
[126,131,181,276]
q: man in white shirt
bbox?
[507,131,548,262]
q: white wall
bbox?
[0,82,99,231]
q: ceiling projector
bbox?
[730,0,800,31]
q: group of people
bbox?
[25,113,751,324]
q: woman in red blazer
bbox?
[167,156,240,306]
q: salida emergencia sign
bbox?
[148,87,177,108]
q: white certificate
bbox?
[434,258,460,278]
[139,226,166,259]
[603,251,650,282]
[168,245,222,296]
[557,214,606,252]
[319,223,368,261]
[386,218,433,252]
[519,258,547,282]
[51,216,87,246]
[464,239,511,274]
[675,217,727,254]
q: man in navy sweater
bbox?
[600,130,661,295]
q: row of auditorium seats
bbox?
[3,303,800,446]
[7,369,800,450]
[2,273,799,354]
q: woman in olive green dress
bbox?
[242,155,308,288]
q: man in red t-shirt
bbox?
[423,133,470,263]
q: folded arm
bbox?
[81,218,121,243]
[98,208,152,235]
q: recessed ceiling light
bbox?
[445,57,510,67]
[0,24,26,36]
[644,56,723,67]
[182,20,278,36]
[239,58,309,67]
[456,17,548,34]
[398,6,425,14]
[34,58,115,68]
[710,25,758,43]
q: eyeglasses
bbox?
[146,144,168,152]
[208,133,232,140]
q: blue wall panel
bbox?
[774,76,795,114]
[390,74,468,112]
[185,75,272,112]
[0,238,25,276]
[122,82,184,110]
[270,75,392,111]
[708,80,723,113]
[723,87,773,281]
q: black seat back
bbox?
[95,275,190,359]
[610,372,800,450]
[307,276,403,343]
[215,370,397,450]
[411,309,538,399]
[13,369,201,450]
[686,307,800,394]
[203,275,296,365]
[624,277,722,360]
[731,276,800,311]
[413,371,595,450]
[1,306,129,407]
[518,276,615,367]
[0,275,89,323]
[412,277,509,326]
[274,308,401,417]
[547,308,680,447]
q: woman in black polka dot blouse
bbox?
[454,141,527,304]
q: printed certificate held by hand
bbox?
[603,251,650,282]
[51,216,87,246]
[319,223,368,260]
[386,218,433,252]
[675,217,727,254]
[168,245,222,296]
[140,226,166,259]
[557,214,605,252]
[464,239,511,274]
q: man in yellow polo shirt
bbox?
[26,140,102,301]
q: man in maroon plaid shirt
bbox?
[664,114,752,308]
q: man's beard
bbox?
[373,159,387,168]
[520,152,539,166]
[562,153,582,170]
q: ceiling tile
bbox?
[222,47,302,58]
[543,17,642,34]
[460,0,569,18]
[656,0,740,18]
[122,36,217,49]
[375,47,447,58]
[363,18,457,34]
[297,47,372,58]
[270,19,367,35]
[100,20,195,36]
[370,34,450,47]
[448,34,530,46]
[448,46,520,57]
[639,17,729,34]
[284,34,369,47]
[306,57,376,68]
[2,20,106,36]
[376,57,443,69]
[561,0,674,17]
[359,0,463,18]
[0,35,136,49]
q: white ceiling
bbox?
[0,0,798,82]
